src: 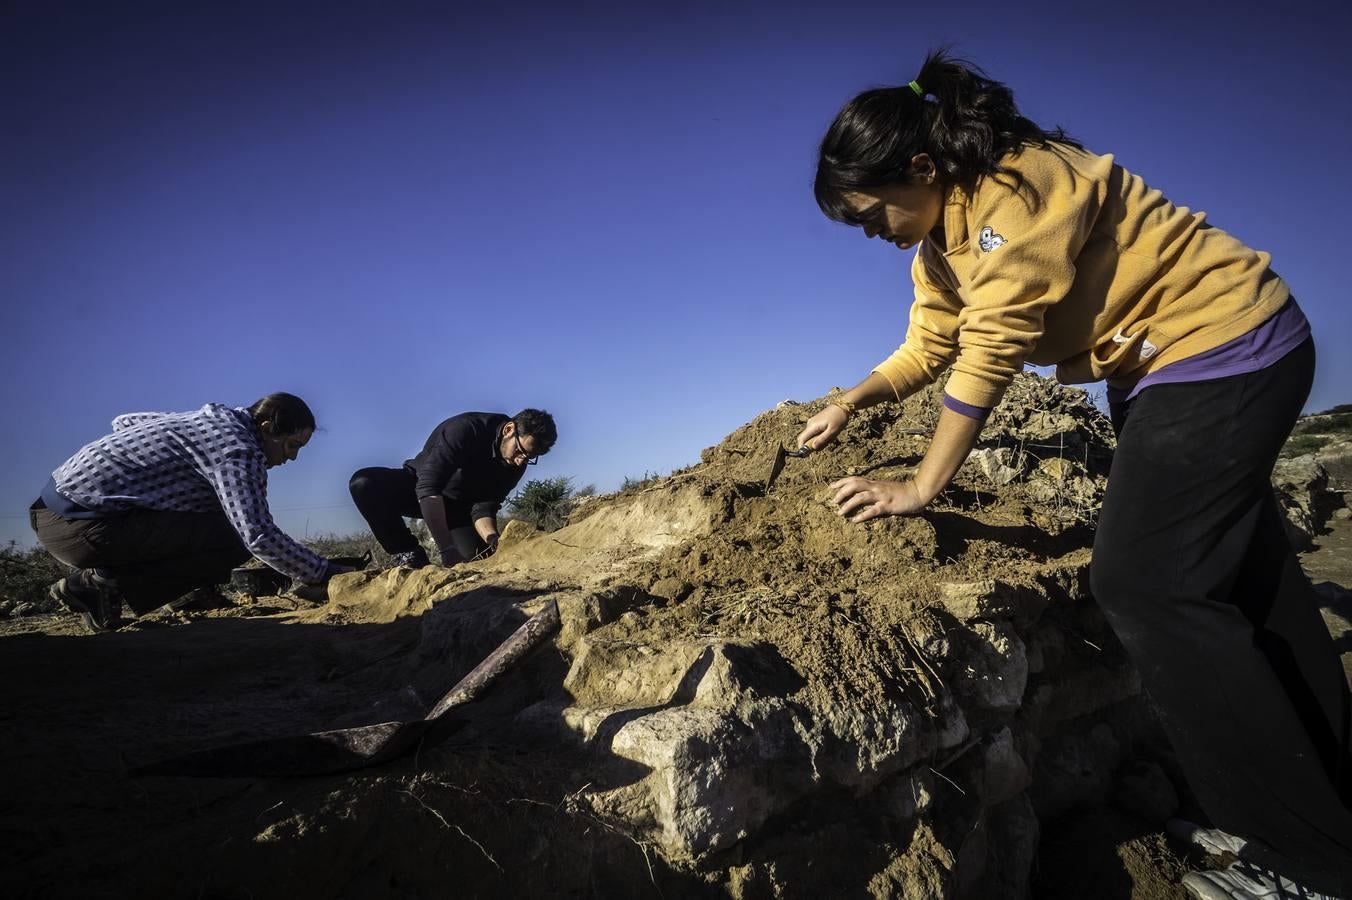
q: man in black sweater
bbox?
[349,409,557,567]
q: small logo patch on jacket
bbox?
[978,226,1007,252]
[1112,327,1159,360]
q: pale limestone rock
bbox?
[954,621,1028,712]
[968,447,1025,486]
[980,727,1032,805]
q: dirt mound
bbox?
[7,375,1212,899]
[477,374,1160,897]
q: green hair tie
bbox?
[908,80,924,98]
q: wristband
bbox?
[828,397,857,418]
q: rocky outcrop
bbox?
[1272,455,1348,550]
[432,373,1168,896]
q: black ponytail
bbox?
[247,392,316,436]
[814,49,1080,225]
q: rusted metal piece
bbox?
[137,600,561,778]
[426,598,560,719]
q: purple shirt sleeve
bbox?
[943,394,992,421]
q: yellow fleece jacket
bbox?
[872,143,1290,409]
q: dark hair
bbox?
[814,49,1081,225]
[513,408,557,454]
[247,392,316,436]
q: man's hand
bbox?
[471,533,499,562]
[830,477,929,523]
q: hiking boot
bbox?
[387,548,430,569]
[49,569,123,633]
[1167,818,1248,857]
[1182,859,1341,900]
[164,586,230,614]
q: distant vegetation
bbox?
[302,531,392,567]
[505,477,581,532]
[1282,405,1352,459]
[0,541,67,612]
[620,471,663,491]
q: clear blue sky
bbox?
[3,0,1350,547]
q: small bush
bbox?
[620,472,661,491]
[1292,412,1352,437]
[1281,434,1332,459]
[0,541,67,609]
[302,531,393,567]
[505,477,577,532]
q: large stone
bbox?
[865,822,955,900]
[1030,722,1123,819]
[806,695,962,788]
[1021,662,1142,735]
[496,517,539,550]
[598,705,802,860]
[969,447,1025,486]
[1025,623,1066,676]
[954,621,1029,713]
[570,638,972,862]
[1316,438,1352,491]
[563,637,711,709]
[934,580,1047,628]
[980,727,1032,805]
[1272,455,1330,498]
[556,585,653,647]
[1272,455,1337,548]
[979,793,1040,900]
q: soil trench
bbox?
[4,374,1349,899]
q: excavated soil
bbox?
[3,375,1348,899]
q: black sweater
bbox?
[403,412,526,521]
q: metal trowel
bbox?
[765,443,811,492]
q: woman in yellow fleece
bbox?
[799,51,1350,898]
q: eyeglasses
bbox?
[513,432,539,465]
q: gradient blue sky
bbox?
[4,0,1350,546]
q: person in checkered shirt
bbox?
[29,392,352,632]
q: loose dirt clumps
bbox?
[7,374,1209,899]
[490,374,1163,897]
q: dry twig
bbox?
[402,788,504,873]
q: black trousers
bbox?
[30,502,250,615]
[348,467,485,562]
[1092,338,1352,894]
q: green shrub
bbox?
[620,471,661,491]
[1280,434,1332,459]
[302,531,392,567]
[0,542,67,608]
[1292,412,1352,436]
[505,477,577,532]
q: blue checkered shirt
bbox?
[50,403,329,582]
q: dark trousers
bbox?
[348,467,485,562]
[30,503,250,615]
[1092,338,1352,894]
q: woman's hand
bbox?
[795,405,850,452]
[830,477,928,523]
